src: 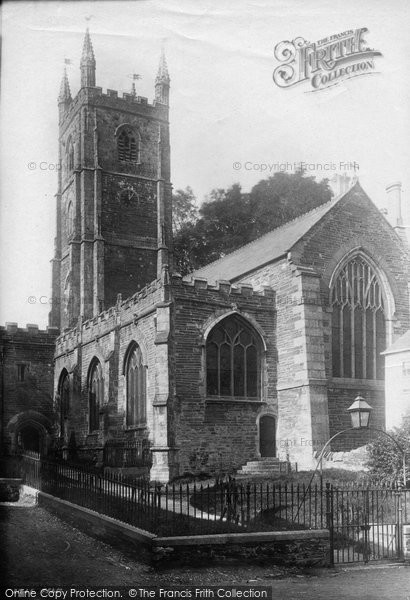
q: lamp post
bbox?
[313,395,407,487]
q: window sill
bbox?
[330,377,384,389]
[125,425,147,431]
[205,396,265,404]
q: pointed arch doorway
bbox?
[259,415,276,457]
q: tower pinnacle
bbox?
[58,68,72,103]
[80,28,96,88]
[155,49,170,105]
[156,48,170,85]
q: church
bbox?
[1,29,410,482]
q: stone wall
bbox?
[237,188,410,464]
[153,530,330,567]
[170,275,276,476]
[37,489,330,568]
[384,346,410,429]
[0,323,58,455]
[54,280,163,461]
[53,275,278,480]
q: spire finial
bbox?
[58,67,72,104]
[155,48,170,105]
[156,48,170,85]
[80,25,96,88]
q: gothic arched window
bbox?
[206,315,261,398]
[125,344,146,427]
[117,128,138,162]
[88,359,103,432]
[58,369,70,434]
[331,255,386,380]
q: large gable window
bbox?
[206,315,261,398]
[88,359,103,432]
[125,344,146,427]
[331,255,386,380]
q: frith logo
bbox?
[273,28,382,92]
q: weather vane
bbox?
[127,73,142,96]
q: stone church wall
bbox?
[170,275,277,476]
[54,279,163,459]
[237,189,410,463]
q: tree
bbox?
[249,170,332,238]
[172,172,333,275]
[172,186,198,234]
[366,421,410,485]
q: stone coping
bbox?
[34,487,329,549]
[155,529,329,547]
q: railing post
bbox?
[395,484,404,560]
[246,483,251,526]
[326,482,334,567]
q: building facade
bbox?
[383,331,410,430]
[0,324,58,455]
[3,29,410,481]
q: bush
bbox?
[366,421,410,485]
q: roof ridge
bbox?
[191,183,355,276]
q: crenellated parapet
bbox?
[0,323,59,338]
[59,86,169,132]
[54,278,163,356]
[172,273,275,303]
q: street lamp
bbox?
[302,396,407,490]
[313,396,407,487]
[347,395,372,429]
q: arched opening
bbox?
[18,425,41,453]
[331,253,387,380]
[259,415,276,457]
[124,342,147,428]
[206,314,263,399]
[58,369,70,441]
[117,127,139,162]
[88,359,104,432]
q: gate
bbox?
[329,485,409,564]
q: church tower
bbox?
[49,30,172,330]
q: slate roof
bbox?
[383,330,410,355]
[190,182,360,284]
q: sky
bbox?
[1,0,410,328]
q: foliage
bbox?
[173,171,333,275]
[366,421,410,485]
[172,186,198,233]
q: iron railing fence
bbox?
[14,454,410,547]
[103,439,152,469]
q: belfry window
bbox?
[125,344,146,427]
[118,128,138,162]
[331,256,386,380]
[206,315,261,398]
[88,360,103,432]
